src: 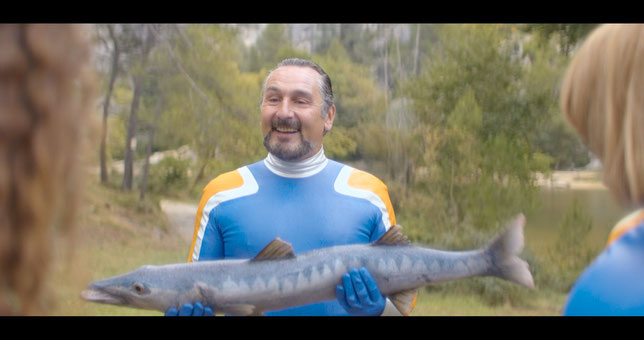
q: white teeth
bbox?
[275,128,298,133]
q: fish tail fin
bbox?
[486,213,535,289]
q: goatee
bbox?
[263,130,316,162]
[263,117,322,161]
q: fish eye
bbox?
[132,283,146,294]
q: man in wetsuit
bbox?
[167,58,402,316]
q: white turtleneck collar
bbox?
[264,146,328,178]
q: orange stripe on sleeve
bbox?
[606,209,644,247]
[347,169,397,226]
[187,169,244,262]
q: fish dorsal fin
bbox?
[375,225,410,246]
[252,238,295,261]
[389,289,418,316]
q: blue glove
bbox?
[335,267,386,316]
[165,302,214,316]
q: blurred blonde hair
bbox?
[0,24,96,315]
[560,24,644,207]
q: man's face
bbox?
[261,65,335,162]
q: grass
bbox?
[411,287,567,316]
[44,176,570,316]
[46,178,189,316]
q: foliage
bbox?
[311,39,390,167]
[521,24,598,56]
[323,126,358,161]
[245,24,310,72]
[316,39,387,129]
[158,25,266,182]
[400,25,551,248]
[106,113,127,162]
[518,26,591,169]
[147,157,191,195]
[539,198,598,292]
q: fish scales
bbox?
[81,214,534,315]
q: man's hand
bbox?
[165,302,214,316]
[335,267,386,316]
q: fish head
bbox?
[81,265,178,312]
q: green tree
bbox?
[313,39,387,163]
[522,24,597,56]
[316,39,386,129]
[403,24,551,244]
[245,24,310,73]
[156,24,265,191]
[519,24,591,169]
[121,24,157,191]
[136,25,180,200]
[94,24,122,185]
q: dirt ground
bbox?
[535,170,606,190]
[160,199,198,243]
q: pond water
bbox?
[524,187,631,254]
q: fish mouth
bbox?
[80,287,126,306]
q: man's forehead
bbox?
[265,66,321,91]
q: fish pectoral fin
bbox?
[249,309,264,316]
[223,304,260,316]
[252,238,296,261]
[196,282,215,299]
[374,225,411,246]
[195,283,261,316]
[388,289,418,316]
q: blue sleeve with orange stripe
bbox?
[564,221,644,316]
[186,159,397,315]
[196,211,224,261]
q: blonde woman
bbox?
[0,24,96,315]
[560,24,644,315]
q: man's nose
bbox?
[276,99,295,119]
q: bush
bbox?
[147,157,190,195]
[534,198,599,293]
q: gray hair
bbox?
[260,58,334,118]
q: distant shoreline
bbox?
[535,170,607,190]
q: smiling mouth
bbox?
[270,117,301,135]
[274,127,299,133]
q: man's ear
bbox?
[323,104,336,135]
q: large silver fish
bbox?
[81,214,533,316]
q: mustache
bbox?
[271,117,301,130]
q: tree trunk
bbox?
[122,73,142,191]
[191,161,208,191]
[122,25,155,191]
[140,93,164,201]
[395,32,403,80]
[100,24,120,184]
[383,39,389,107]
[413,24,420,77]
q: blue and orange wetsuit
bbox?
[564,208,644,315]
[187,148,398,316]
